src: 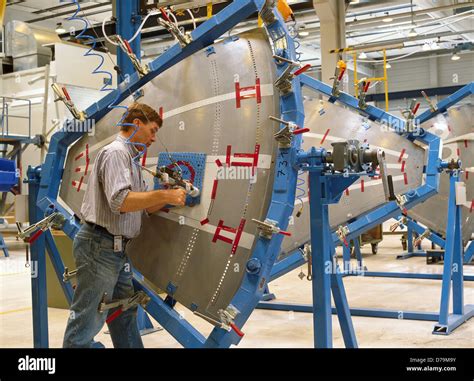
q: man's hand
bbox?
[167,188,186,206]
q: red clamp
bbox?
[279,230,292,237]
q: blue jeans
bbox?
[63,224,144,348]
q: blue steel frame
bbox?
[259,172,474,335]
[259,77,474,336]
[29,0,310,348]
[267,74,442,280]
[395,81,474,263]
[295,147,360,348]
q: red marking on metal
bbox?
[212,220,233,244]
[252,144,260,176]
[320,128,330,145]
[404,172,408,185]
[77,176,84,192]
[84,144,90,175]
[75,167,81,173]
[222,225,237,233]
[256,78,261,104]
[235,78,261,108]
[226,145,232,166]
[345,188,349,196]
[72,181,77,187]
[211,180,218,200]
[398,149,406,163]
[465,140,468,148]
[401,161,406,173]
[235,82,241,108]
[231,219,246,255]
[448,125,452,132]
[466,171,469,181]
[360,179,365,192]
[470,200,473,213]
[215,159,223,167]
[75,152,84,161]
[200,218,209,226]
[457,148,460,157]
[279,230,292,237]
[159,107,164,120]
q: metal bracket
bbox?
[269,115,309,148]
[51,84,86,121]
[336,225,350,247]
[252,218,291,240]
[98,291,150,314]
[115,35,150,78]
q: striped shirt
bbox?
[80,134,148,239]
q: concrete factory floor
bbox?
[1,232,473,348]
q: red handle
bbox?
[293,128,310,135]
[412,102,420,115]
[230,323,245,338]
[293,64,311,77]
[363,81,371,93]
[62,87,71,101]
[106,307,123,324]
[160,7,171,23]
[28,229,44,244]
[279,230,292,237]
[338,67,346,81]
[124,39,133,54]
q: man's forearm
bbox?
[120,190,171,213]
[146,202,169,214]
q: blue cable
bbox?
[67,0,147,161]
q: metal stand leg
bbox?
[433,172,474,334]
[27,167,49,348]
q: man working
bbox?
[63,102,186,348]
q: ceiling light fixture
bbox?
[451,52,461,61]
[55,22,66,34]
[383,12,393,23]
